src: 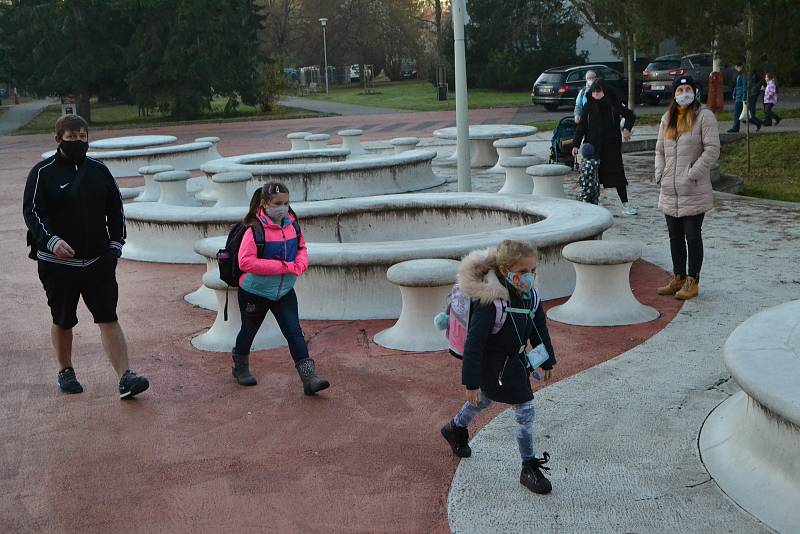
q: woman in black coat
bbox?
[572,79,637,215]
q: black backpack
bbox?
[218,223,264,288]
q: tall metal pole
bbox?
[745,1,752,175]
[452,0,471,192]
[320,18,330,95]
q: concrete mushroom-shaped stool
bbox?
[136,164,174,202]
[305,133,330,150]
[527,163,570,199]
[190,240,287,352]
[497,156,541,195]
[288,131,313,150]
[488,139,527,174]
[194,136,222,160]
[212,171,252,208]
[154,170,198,206]
[547,240,659,326]
[338,129,367,157]
[390,137,420,154]
[373,259,460,352]
[699,300,800,534]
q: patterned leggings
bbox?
[453,390,537,460]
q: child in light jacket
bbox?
[763,73,781,126]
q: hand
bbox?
[541,369,552,382]
[53,240,75,259]
[622,129,632,142]
[466,388,479,406]
[574,115,581,124]
[571,147,579,157]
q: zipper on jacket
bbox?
[275,225,287,299]
[673,140,679,216]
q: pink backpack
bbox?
[445,284,507,357]
[442,284,542,358]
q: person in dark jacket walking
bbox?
[746,69,764,132]
[22,115,149,399]
[728,62,747,133]
[440,240,557,495]
[571,79,637,215]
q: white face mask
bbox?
[675,92,695,107]
[586,79,596,88]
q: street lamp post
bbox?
[319,18,329,95]
[452,0,471,192]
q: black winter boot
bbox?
[520,452,552,494]
[295,358,329,395]
[232,353,257,386]
[441,420,472,458]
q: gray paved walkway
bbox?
[0,99,54,136]
[444,153,800,533]
[278,96,402,116]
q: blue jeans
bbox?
[233,288,309,363]
[453,390,537,460]
[731,100,743,131]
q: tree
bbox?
[462,0,585,90]
[569,0,660,106]
[126,0,266,119]
[2,0,136,121]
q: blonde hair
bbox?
[495,240,538,270]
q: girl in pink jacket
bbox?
[231,183,330,395]
[763,73,781,126]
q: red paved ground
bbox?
[0,116,680,533]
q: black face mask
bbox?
[59,140,88,163]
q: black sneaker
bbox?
[119,369,149,400]
[775,117,782,126]
[520,452,552,494]
[58,367,83,394]
[441,420,472,458]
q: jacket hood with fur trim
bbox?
[457,248,510,304]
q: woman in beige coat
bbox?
[654,75,720,300]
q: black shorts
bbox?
[37,254,119,329]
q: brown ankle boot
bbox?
[675,276,699,300]
[657,275,685,295]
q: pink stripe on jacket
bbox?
[237,210,308,286]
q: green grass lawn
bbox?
[306,80,530,112]
[720,132,800,202]
[14,98,326,135]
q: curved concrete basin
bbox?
[199,148,350,200]
[123,204,245,263]
[43,141,215,178]
[203,150,443,201]
[699,299,800,534]
[292,193,611,319]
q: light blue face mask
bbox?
[265,206,289,221]
[506,271,534,294]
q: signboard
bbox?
[61,95,76,116]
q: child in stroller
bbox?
[548,116,578,168]
[576,143,600,205]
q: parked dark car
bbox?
[641,53,736,104]
[531,64,632,111]
[641,55,682,104]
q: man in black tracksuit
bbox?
[22,114,149,399]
